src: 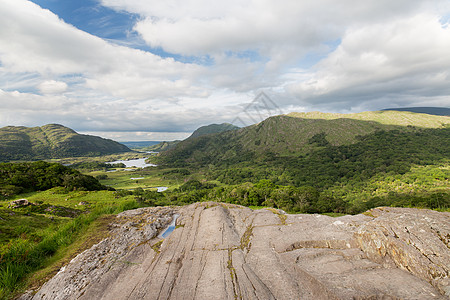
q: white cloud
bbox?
[0,88,247,133]
[38,80,68,94]
[286,13,450,110]
[105,0,436,57]
[0,0,206,100]
[1,0,450,138]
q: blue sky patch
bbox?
[30,0,138,40]
[29,0,218,66]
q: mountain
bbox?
[157,110,450,166]
[155,110,449,210]
[383,107,450,116]
[0,124,131,161]
[143,123,239,152]
[144,140,181,152]
[187,123,239,139]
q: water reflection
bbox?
[159,214,180,238]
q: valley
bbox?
[0,110,449,299]
[3,1,450,298]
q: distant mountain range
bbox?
[120,141,161,149]
[382,107,450,116]
[2,109,449,163]
[0,122,240,161]
[157,110,450,166]
[0,124,130,162]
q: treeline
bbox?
[124,179,449,214]
[68,161,126,171]
[0,161,108,199]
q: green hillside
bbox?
[287,110,450,126]
[157,110,450,165]
[382,107,450,116]
[0,124,131,161]
[143,123,239,152]
[188,123,239,139]
[144,140,180,152]
[152,110,449,214]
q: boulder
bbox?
[8,199,33,209]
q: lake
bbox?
[106,158,156,168]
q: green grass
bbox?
[247,205,269,210]
[23,189,133,207]
[87,166,205,191]
[90,170,178,191]
[0,189,146,299]
[49,151,149,165]
[287,110,450,128]
[321,212,347,217]
[28,214,116,284]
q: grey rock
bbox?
[355,207,450,296]
[26,203,449,300]
[8,198,33,208]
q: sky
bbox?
[1,0,450,141]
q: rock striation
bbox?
[23,203,449,299]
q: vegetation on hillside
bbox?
[141,122,240,152]
[143,140,180,152]
[287,110,450,126]
[0,124,131,162]
[187,123,239,139]
[0,189,144,299]
[382,107,450,116]
[152,112,449,214]
[156,111,450,165]
[0,162,109,199]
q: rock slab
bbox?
[25,203,449,299]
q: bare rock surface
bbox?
[26,203,449,300]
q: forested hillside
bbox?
[151,111,450,213]
[0,161,107,199]
[187,123,239,139]
[157,111,450,165]
[0,124,130,161]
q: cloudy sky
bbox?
[1,0,450,141]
